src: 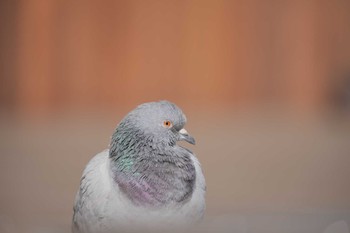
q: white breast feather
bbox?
[72,149,206,233]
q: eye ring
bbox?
[163,120,173,128]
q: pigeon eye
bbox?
[163,120,172,128]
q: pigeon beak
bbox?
[179,128,196,145]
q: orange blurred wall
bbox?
[1,0,350,114]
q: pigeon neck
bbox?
[109,131,196,208]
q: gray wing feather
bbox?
[72,150,111,233]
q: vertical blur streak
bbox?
[17,0,55,114]
[0,0,18,112]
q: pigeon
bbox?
[72,101,206,233]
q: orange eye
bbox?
[163,120,172,128]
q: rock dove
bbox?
[72,101,206,233]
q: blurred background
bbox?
[1,0,350,232]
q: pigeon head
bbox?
[111,101,195,154]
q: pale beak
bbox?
[179,128,196,145]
